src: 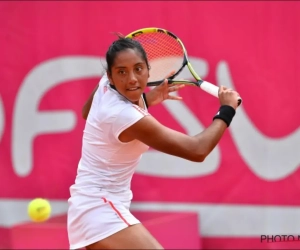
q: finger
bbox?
[168,83,185,88]
[164,70,176,79]
[168,84,185,92]
[168,95,183,100]
[160,78,169,86]
[168,86,177,92]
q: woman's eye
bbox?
[136,66,142,72]
[118,70,126,75]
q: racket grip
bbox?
[200,81,242,106]
[200,81,219,97]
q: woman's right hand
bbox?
[218,85,241,110]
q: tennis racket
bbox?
[125,27,242,106]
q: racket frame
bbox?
[126,27,203,87]
[126,27,242,105]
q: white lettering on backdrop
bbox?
[217,61,300,180]
[12,57,102,176]
[7,56,299,181]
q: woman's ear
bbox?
[107,71,114,85]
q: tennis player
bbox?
[67,37,240,249]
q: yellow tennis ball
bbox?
[27,198,51,222]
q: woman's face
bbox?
[108,48,149,105]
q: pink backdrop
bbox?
[1,1,300,249]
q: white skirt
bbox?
[67,190,140,249]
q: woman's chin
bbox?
[125,91,142,103]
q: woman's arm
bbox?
[119,86,240,162]
[121,114,228,162]
[82,85,99,120]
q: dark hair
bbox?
[106,34,150,75]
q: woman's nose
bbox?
[128,71,137,84]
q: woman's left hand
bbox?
[145,71,185,107]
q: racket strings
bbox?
[132,32,184,81]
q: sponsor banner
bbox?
[0,1,299,248]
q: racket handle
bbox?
[199,81,219,97]
[200,81,242,106]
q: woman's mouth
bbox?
[127,87,140,91]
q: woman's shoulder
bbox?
[97,89,134,116]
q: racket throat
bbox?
[169,63,186,81]
[197,80,204,87]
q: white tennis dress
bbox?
[67,74,149,249]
